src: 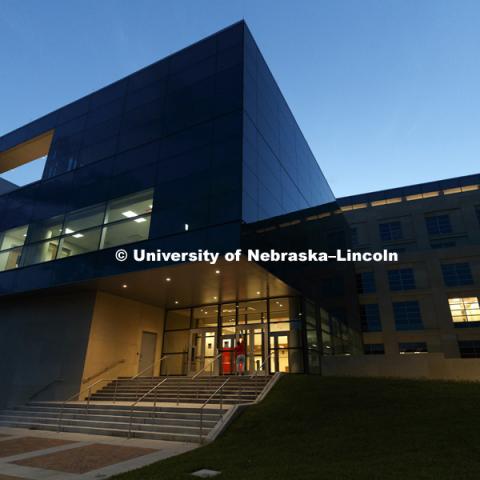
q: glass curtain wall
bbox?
[0,188,153,271]
[162,296,308,375]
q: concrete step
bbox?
[26,402,226,415]
[0,415,213,436]
[1,410,218,428]
[0,420,201,443]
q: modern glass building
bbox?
[0,22,360,408]
[2,21,479,409]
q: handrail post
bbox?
[114,380,118,404]
[86,386,91,414]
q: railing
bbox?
[132,354,169,380]
[82,359,125,384]
[28,379,64,402]
[57,377,115,432]
[127,376,170,438]
[235,351,275,403]
[192,353,222,379]
[199,377,230,443]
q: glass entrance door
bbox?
[220,325,267,375]
[187,328,217,375]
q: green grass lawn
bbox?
[113,375,480,480]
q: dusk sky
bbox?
[1,0,479,196]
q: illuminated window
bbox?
[371,197,402,207]
[0,226,28,272]
[406,191,439,201]
[399,342,427,354]
[449,297,480,326]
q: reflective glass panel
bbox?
[27,217,64,243]
[104,188,153,224]
[0,225,28,251]
[0,247,23,271]
[100,215,151,249]
[21,239,60,266]
[64,203,105,233]
[57,227,102,258]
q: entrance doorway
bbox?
[138,331,157,376]
[187,328,217,375]
[221,325,267,375]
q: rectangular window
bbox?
[360,304,381,332]
[458,340,480,358]
[425,214,452,235]
[356,272,376,294]
[399,342,428,354]
[364,344,384,355]
[104,189,153,224]
[388,268,416,291]
[393,301,423,330]
[0,188,154,270]
[448,297,480,326]
[441,263,473,287]
[379,221,402,241]
[0,225,28,251]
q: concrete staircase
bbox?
[89,375,272,405]
[0,375,273,443]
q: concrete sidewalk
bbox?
[0,426,197,480]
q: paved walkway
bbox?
[0,427,197,479]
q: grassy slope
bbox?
[113,375,480,480]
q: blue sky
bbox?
[1,0,479,196]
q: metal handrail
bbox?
[28,379,64,402]
[131,354,169,380]
[192,353,222,379]
[82,359,126,384]
[199,377,230,443]
[127,377,169,438]
[57,377,115,432]
[250,351,274,379]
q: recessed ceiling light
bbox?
[174,300,179,304]
[134,217,147,223]
[122,284,128,288]
[72,233,84,238]
[215,270,220,274]
[65,228,75,234]
[122,210,137,218]
[256,291,261,295]
[213,296,217,300]
[166,277,171,282]
[149,204,153,209]
[185,224,189,231]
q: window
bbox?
[458,340,480,358]
[360,304,381,332]
[364,344,384,355]
[393,301,423,330]
[379,221,402,241]
[425,214,452,235]
[0,188,154,270]
[356,272,375,294]
[441,263,473,287]
[399,342,428,354]
[0,225,28,271]
[448,297,480,326]
[388,268,416,291]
